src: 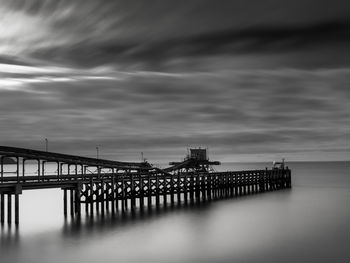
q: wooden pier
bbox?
[0,146,291,225]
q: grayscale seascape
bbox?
[1,161,349,263]
[1,1,350,262]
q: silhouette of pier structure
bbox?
[0,146,291,225]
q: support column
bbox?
[220,175,223,199]
[170,173,174,205]
[95,182,100,213]
[15,194,19,224]
[163,175,167,206]
[63,189,67,216]
[139,173,144,209]
[75,186,81,216]
[155,174,160,207]
[101,180,105,216]
[70,189,74,216]
[184,174,188,204]
[115,176,119,212]
[90,177,94,215]
[202,174,206,201]
[177,173,181,203]
[7,194,12,224]
[207,174,212,201]
[0,193,4,223]
[130,175,135,210]
[106,182,110,212]
[195,174,200,202]
[147,174,152,207]
[112,176,116,214]
[190,174,194,203]
[121,177,125,212]
[85,184,89,214]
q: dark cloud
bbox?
[1,68,349,161]
[27,19,350,69]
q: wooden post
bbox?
[85,184,89,214]
[207,174,212,201]
[190,174,194,203]
[148,174,152,208]
[234,174,237,197]
[183,174,187,204]
[7,194,12,224]
[139,173,144,209]
[75,186,81,216]
[115,175,119,212]
[201,174,205,202]
[170,173,174,204]
[124,176,128,210]
[288,169,292,188]
[96,182,100,213]
[163,174,167,206]
[0,193,4,223]
[247,173,251,195]
[70,189,74,216]
[253,172,256,193]
[156,173,160,207]
[225,174,229,197]
[220,175,223,199]
[212,175,216,199]
[131,174,135,210]
[216,174,219,198]
[112,176,116,214]
[63,189,67,217]
[177,173,181,203]
[230,173,234,197]
[101,180,105,216]
[243,173,247,195]
[121,177,125,212]
[90,177,94,215]
[195,174,200,202]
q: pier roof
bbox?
[0,146,150,170]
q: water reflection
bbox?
[61,201,214,238]
[0,224,20,246]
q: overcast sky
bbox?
[1,0,350,163]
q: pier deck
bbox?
[0,146,291,224]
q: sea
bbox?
[1,161,349,263]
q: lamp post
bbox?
[45,138,48,152]
[96,146,99,159]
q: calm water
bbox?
[1,162,350,263]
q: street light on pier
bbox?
[96,146,99,159]
[45,138,48,152]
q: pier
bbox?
[0,146,291,225]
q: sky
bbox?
[0,0,350,163]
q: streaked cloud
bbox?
[0,0,349,162]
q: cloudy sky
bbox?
[0,0,350,162]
